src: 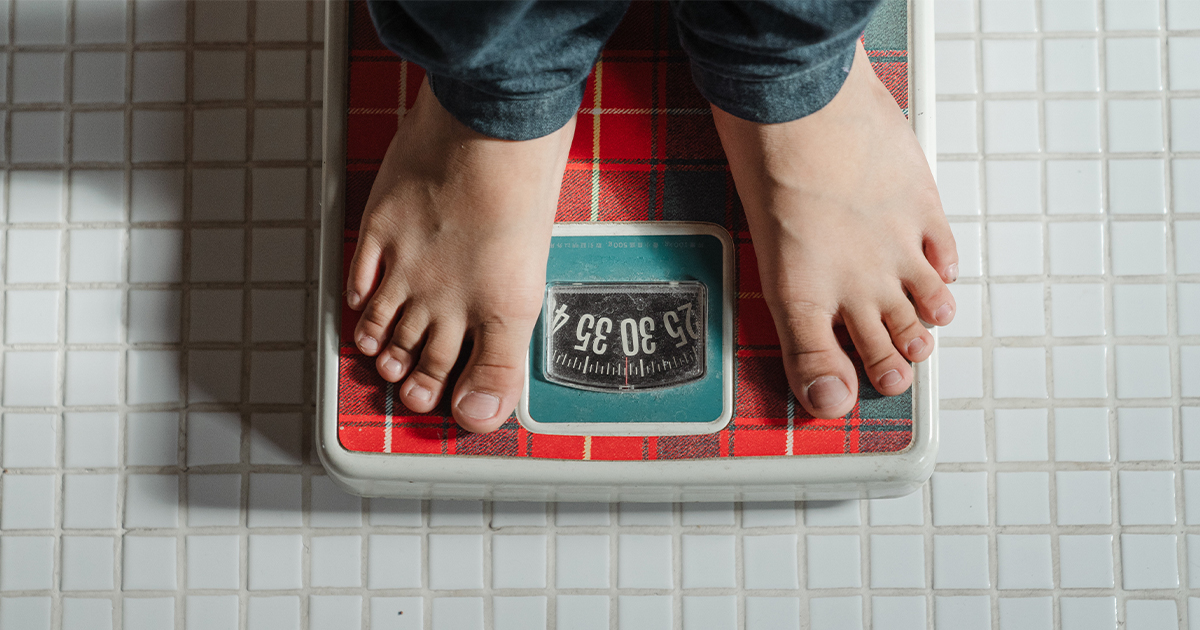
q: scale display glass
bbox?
[542,282,707,392]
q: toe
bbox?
[346,235,384,311]
[400,322,464,413]
[353,283,405,357]
[923,220,959,283]
[774,303,859,419]
[376,309,429,383]
[904,265,956,326]
[452,319,533,433]
[882,302,935,363]
[846,307,913,396]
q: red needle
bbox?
[625,357,629,386]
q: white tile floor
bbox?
[0,0,1196,628]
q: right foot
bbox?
[346,79,574,433]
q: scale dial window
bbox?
[542,282,706,392]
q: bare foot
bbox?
[346,79,574,433]
[713,41,958,419]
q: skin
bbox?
[347,41,956,432]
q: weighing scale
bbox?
[317,0,939,502]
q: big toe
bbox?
[451,320,533,433]
[775,305,859,419]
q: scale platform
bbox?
[317,0,939,502]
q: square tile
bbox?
[1126,600,1178,630]
[368,535,421,589]
[681,535,736,588]
[990,283,1045,336]
[556,596,607,630]
[189,290,243,342]
[1108,100,1165,152]
[982,40,1037,92]
[985,160,1041,215]
[2,414,56,468]
[12,52,65,103]
[73,112,125,162]
[1059,535,1115,588]
[936,597,992,630]
[950,223,983,277]
[1119,470,1176,525]
[556,502,611,526]
[254,0,308,41]
[128,289,181,343]
[744,535,799,589]
[1185,346,1200,397]
[994,347,1048,398]
[252,109,308,160]
[249,413,304,466]
[0,536,54,591]
[310,596,362,630]
[936,40,977,95]
[74,0,125,43]
[1044,39,1100,92]
[311,536,362,588]
[937,161,980,215]
[492,535,546,589]
[250,228,306,281]
[996,472,1050,524]
[3,352,58,407]
[11,111,65,162]
[938,409,987,462]
[618,535,672,589]
[69,170,125,222]
[124,598,175,630]
[184,596,237,630]
[868,487,925,526]
[190,228,244,282]
[122,536,177,590]
[996,535,1052,590]
[869,535,924,588]
[128,169,183,221]
[741,502,797,527]
[248,473,302,528]
[191,169,245,221]
[255,50,307,101]
[369,498,422,527]
[1045,100,1102,153]
[619,596,671,630]
[1122,534,1179,589]
[252,168,307,220]
[1112,222,1167,275]
[995,408,1049,460]
[124,474,179,528]
[988,222,1043,276]
[999,598,1053,630]
[428,535,485,591]
[1,475,55,530]
[247,535,303,590]
[250,289,307,343]
[187,412,243,466]
[941,283,982,338]
[682,597,735,630]
[187,474,241,527]
[806,535,861,589]
[931,471,988,525]
[1107,38,1163,91]
[936,101,978,154]
[981,0,1037,31]
[746,597,801,630]
[131,110,184,163]
[370,597,425,630]
[66,290,121,344]
[1061,598,1117,630]
[248,351,303,404]
[247,598,299,630]
[63,475,119,530]
[192,109,247,162]
[495,597,546,630]
[1056,471,1113,524]
[429,500,483,526]
[1051,283,1104,336]
[1110,159,1167,214]
[933,536,990,589]
[618,502,673,526]
[1115,345,1172,398]
[7,230,62,283]
[133,50,185,102]
[68,229,123,282]
[870,597,926,630]
[681,502,734,526]
[1049,222,1104,275]
[128,229,183,282]
[1107,0,1161,28]
[984,100,1040,153]
[310,475,361,527]
[1172,98,1200,151]
[1118,407,1174,460]
[1169,37,1200,89]
[63,412,118,468]
[1180,221,1200,274]
[9,170,65,223]
[804,500,860,526]
[193,51,245,101]
[62,599,112,630]
[939,347,984,398]
[73,51,126,103]
[935,0,976,32]
[809,596,862,630]
[556,536,611,588]
[186,535,240,589]
[1052,345,1109,398]
[0,597,51,630]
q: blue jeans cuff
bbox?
[428,73,586,141]
[688,43,856,125]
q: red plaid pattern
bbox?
[338,1,914,460]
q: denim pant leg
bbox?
[367,1,630,141]
[671,0,882,124]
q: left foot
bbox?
[713,41,958,419]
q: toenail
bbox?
[934,303,954,325]
[382,357,402,377]
[347,290,361,308]
[458,391,500,420]
[946,263,959,283]
[358,335,379,354]
[879,369,902,388]
[407,383,432,403]
[807,376,849,410]
[906,337,926,357]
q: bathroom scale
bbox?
[317,0,939,501]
